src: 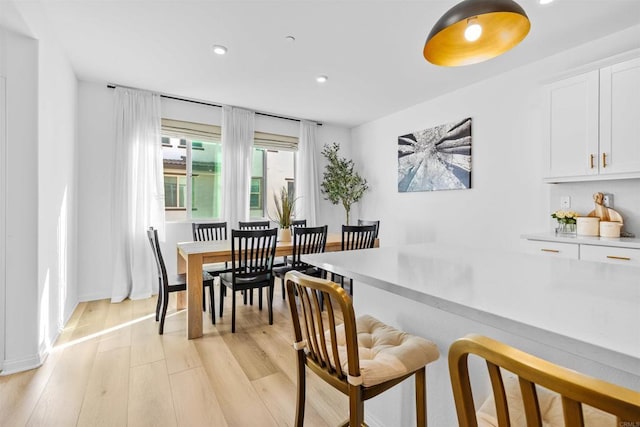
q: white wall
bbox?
[0,29,40,374]
[350,25,640,252]
[76,84,351,299]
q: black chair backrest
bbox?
[238,220,270,230]
[357,219,380,238]
[291,225,328,269]
[192,222,228,241]
[147,227,167,289]
[342,224,377,251]
[291,219,307,228]
[230,228,278,281]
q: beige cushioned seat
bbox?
[477,375,616,427]
[327,314,440,387]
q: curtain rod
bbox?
[106,84,322,126]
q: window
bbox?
[162,120,222,222]
[161,118,297,222]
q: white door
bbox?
[0,76,6,373]
[544,70,599,179]
[599,57,640,175]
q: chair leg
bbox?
[231,289,237,333]
[155,279,162,321]
[219,283,225,318]
[281,278,286,300]
[348,384,364,427]
[159,288,169,335]
[258,287,263,310]
[209,281,216,325]
[416,367,427,426]
[202,286,206,311]
[294,351,306,427]
[268,284,273,325]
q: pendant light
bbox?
[424,0,530,67]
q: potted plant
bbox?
[320,142,368,225]
[270,186,297,241]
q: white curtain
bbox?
[111,87,164,302]
[222,106,255,230]
[296,120,320,226]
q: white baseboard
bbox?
[78,290,112,302]
[0,351,47,376]
[365,413,386,427]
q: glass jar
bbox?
[556,221,577,235]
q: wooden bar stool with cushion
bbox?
[449,334,640,426]
[285,271,440,427]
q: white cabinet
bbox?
[544,57,640,182]
[580,245,640,266]
[524,240,579,259]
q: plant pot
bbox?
[280,227,291,242]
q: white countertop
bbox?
[522,232,640,249]
[302,243,640,374]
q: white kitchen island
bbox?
[301,243,640,427]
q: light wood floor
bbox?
[0,280,348,426]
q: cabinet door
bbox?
[545,71,599,179]
[599,57,640,175]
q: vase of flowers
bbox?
[551,210,578,235]
[270,186,298,242]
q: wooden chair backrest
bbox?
[449,334,640,427]
[192,222,227,241]
[238,220,270,230]
[230,228,278,281]
[341,224,377,251]
[357,219,380,238]
[285,271,360,389]
[146,227,167,289]
[291,219,307,228]
[291,225,327,269]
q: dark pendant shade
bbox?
[424,0,530,67]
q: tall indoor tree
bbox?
[320,143,368,225]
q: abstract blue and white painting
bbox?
[398,117,472,192]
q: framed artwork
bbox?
[397,117,472,192]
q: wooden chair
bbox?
[147,227,215,334]
[219,228,278,333]
[273,225,327,299]
[335,224,377,295]
[238,220,270,230]
[449,334,640,427]
[192,222,228,322]
[357,219,380,238]
[291,219,307,228]
[285,271,439,427]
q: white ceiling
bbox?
[9,0,640,127]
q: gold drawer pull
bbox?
[606,255,630,261]
[589,154,594,169]
[602,152,607,168]
[541,249,560,253]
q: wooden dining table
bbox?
[176,232,362,339]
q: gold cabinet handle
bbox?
[602,152,607,168]
[541,249,560,253]
[606,255,630,261]
[589,154,594,169]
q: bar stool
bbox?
[284,271,440,426]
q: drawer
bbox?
[525,240,579,259]
[580,245,640,266]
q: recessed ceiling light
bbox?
[285,35,296,42]
[539,0,554,4]
[316,75,328,83]
[212,45,227,55]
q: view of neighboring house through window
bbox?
[161,119,297,223]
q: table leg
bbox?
[186,253,203,339]
[176,251,187,309]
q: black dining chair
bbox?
[273,225,328,299]
[238,220,270,230]
[192,222,228,323]
[336,224,377,295]
[291,219,307,228]
[219,228,278,333]
[357,219,380,239]
[147,227,215,334]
